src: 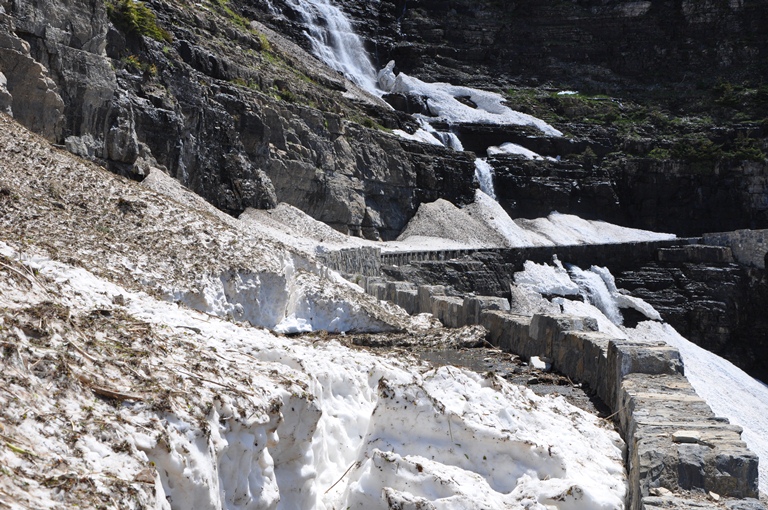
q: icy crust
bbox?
[0,247,627,510]
[339,368,626,510]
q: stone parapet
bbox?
[703,229,768,269]
[430,295,465,328]
[657,245,734,264]
[316,246,382,276]
[357,278,765,509]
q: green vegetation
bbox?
[122,54,158,76]
[107,0,171,42]
[503,84,767,171]
[209,0,249,29]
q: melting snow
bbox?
[0,244,627,509]
[488,142,549,160]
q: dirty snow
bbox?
[0,113,627,509]
[0,242,627,510]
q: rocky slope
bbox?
[0,111,632,510]
[2,0,767,238]
[0,0,477,240]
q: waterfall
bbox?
[474,158,496,199]
[567,265,623,325]
[435,130,464,151]
[282,0,378,93]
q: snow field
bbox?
[377,63,563,137]
[0,244,628,510]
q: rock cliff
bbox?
[1,0,768,237]
[0,0,478,239]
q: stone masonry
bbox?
[353,272,765,510]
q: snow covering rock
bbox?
[0,245,628,510]
[396,193,676,250]
[487,142,549,160]
[384,65,563,136]
[515,258,581,296]
[464,190,553,247]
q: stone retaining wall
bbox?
[704,229,768,269]
[357,275,765,509]
[316,246,381,276]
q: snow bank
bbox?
[0,244,628,510]
[378,63,562,137]
[337,367,626,509]
[515,258,581,296]
[397,196,676,250]
[487,142,549,160]
[465,190,553,247]
[166,256,404,334]
[518,212,676,246]
[396,198,508,248]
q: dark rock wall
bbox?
[354,0,768,91]
[616,263,768,383]
[384,244,768,382]
[0,0,477,238]
[492,156,768,236]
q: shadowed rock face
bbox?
[0,0,478,238]
[343,0,768,92]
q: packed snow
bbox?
[395,191,676,250]
[487,142,550,160]
[378,61,563,136]
[0,242,628,510]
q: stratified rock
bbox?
[0,13,64,141]
[3,0,476,237]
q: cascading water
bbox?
[474,158,496,199]
[567,265,624,325]
[282,0,379,93]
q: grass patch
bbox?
[107,0,171,42]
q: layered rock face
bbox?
[0,0,477,239]
[309,0,768,237]
[616,262,768,383]
[353,0,768,91]
[492,156,768,236]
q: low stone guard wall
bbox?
[704,229,768,269]
[380,238,703,273]
[357,275,765,510]
[316,246,381,276]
